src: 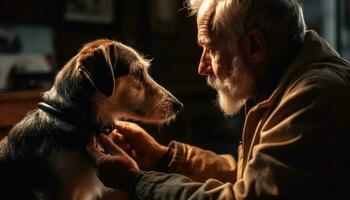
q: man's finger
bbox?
[98,134,125,156]
[86,136,108,163]
[115,121,138,139]
[118,142,132,154]
[115,121,132,131]
[110,131,128,143]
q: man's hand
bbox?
[111,121,168,170]
[86,134,140,191]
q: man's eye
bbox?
[135,69,143,81]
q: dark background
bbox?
[0,0,349,156]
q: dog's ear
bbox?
[79,45,115,97]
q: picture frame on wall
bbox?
[0,25,55,91]
[64,0,114,24]
[149,0,177,34]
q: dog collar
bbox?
[38,102,115,134]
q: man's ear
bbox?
[243,29,266,64]
[79,46,115,97]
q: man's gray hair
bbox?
[187,0,306,45]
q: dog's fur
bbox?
[0,39,183,200]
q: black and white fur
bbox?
[0,39,183,200]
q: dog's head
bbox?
[70,39,183,124]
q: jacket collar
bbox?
[245,36,302,114]
[247,30,340,113]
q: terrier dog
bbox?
[0,39,183,200]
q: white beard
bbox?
[217,89,246,116]
[207,57,252,116]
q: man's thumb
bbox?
[114,121,137,139]
[98,134,124,156]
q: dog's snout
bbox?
[173,100,184,113]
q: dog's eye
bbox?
[135,69,143,81]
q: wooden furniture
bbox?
[0,90,42,140]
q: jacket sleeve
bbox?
[132,67,350,200]
[164,141,237,183]
[131,142,239,200]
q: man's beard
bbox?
[207,57,253,116]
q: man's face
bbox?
[196,0,256,116]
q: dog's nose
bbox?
[173,101,184,113]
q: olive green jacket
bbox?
[133,30,350,199]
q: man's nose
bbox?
[198,50,213,76]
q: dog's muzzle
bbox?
[173,100,184,114]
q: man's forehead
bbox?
[196,0,216,44]
[197,0,216,25]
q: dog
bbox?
[0,39,183,200]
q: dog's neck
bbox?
[40,68,118,134]
[38,101,115,134]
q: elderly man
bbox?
[87,0,350,199]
